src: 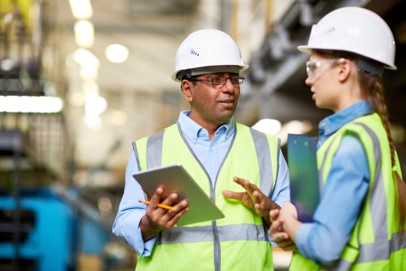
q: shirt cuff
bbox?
[134,224,158,257]
[295,223,313,259]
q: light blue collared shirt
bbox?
[112,111,290,256]
[295,101,372,264]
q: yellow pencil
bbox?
[138,200,173,210]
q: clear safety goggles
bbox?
[306,58,344,81]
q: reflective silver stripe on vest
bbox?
[146,130,164,169]
[331,233,406,271]
[132,141,141,170]
[354,123,388,263]
[318,139,334,195]
[346,123,406,262]
[157,224,267,245]
[249,128,274,196]
[393,230,406,251]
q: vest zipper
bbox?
[213,220,221,271]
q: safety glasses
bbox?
[306,58,344,81]
[190,75,245,86]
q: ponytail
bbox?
[359,72,406,230]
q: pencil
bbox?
[138,200,173,210]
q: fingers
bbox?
[274,233,296,251]
[272,231,289,243]
[232,176,263,202]
[167,202,189,225]
[271,231,295,251]
[268,211,295,251]
[145,187,189,230]
[222,190,245,201]
[145,199,188,229]
[224,176,272,219]
[277,239,296,251]
[269,219,284,236]
[270,209,280,222]
[156,200,189,228]
[140,197,189,240]
[232,176,256,194]
[148,186,165,208]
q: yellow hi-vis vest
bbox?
[290,113,406,271]
[132,123,280,271]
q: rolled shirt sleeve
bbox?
[112,154,157,257]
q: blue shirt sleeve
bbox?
[272,149,291,206]
[295,135,370,264]
[112,154,157,257]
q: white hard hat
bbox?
[172,29,249,81]
[298,7,397,70]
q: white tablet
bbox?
[133,164,225,226]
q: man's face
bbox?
[183,72,242,128]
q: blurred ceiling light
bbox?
[278,120,313,145]
[74,48,99,67]
[82,80,99,94]
[105,44,129,63]
[74,20,94,48]
[0,96,63,113]
[281,120,312,134]
[252,119,282,135]
[69,0,93,19]
[0,59,16,71]
[73,48,99,79]
[80,65,98,80]
[4,13,13,23]
[84,94,107,116]
[83,113,102,130]
[83,94,107,130]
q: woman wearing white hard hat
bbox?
[269,7,406,271]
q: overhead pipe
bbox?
[237,0,371,122]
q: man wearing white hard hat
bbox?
[269,7,406,271]
[113,29,290,270]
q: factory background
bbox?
[0,0,405,270]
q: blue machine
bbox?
[0,189,75,271]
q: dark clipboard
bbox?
[133,164,225,226]
[287,134,319,222]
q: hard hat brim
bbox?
[172,64,249,82]
[297,45,397,70]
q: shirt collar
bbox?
[319,100,373,143]
[178,110,235,144]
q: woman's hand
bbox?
[269,208,296,251]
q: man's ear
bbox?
[337,58,352,82]
[181,80,193,102]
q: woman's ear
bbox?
[181,80,193,102]
[337,58,352,82]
